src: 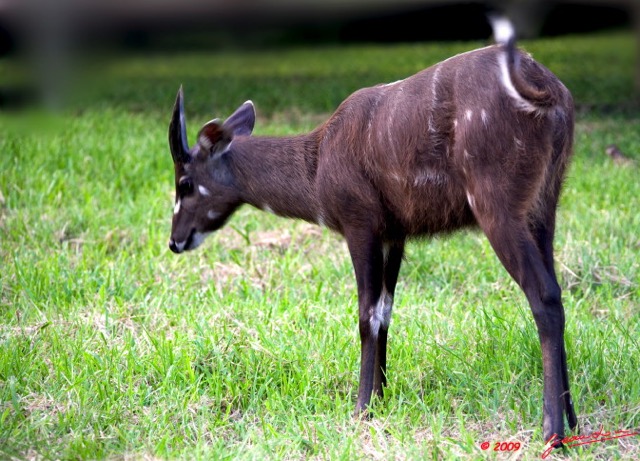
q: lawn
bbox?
[1,30,639,460]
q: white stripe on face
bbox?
[174,199,181,215]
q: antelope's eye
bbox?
[178,178,194,196]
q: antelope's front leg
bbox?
[346,230,398,414]
[346,230,384,413]
[374,241,404,393]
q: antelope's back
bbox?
[317,44,573,236]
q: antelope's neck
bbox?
[229,132,321,223]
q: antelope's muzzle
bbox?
[168,229,195,254]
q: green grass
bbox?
[1,30,639,460]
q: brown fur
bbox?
[167,30,578,443]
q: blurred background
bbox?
[0,0,637,111]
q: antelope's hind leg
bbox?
[475,211,573,441]
[530,216,578,432]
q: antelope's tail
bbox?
[489,15,556,110]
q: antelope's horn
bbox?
[169,86,191,164]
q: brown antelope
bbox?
[166,17,578,441]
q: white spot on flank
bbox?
[387,125,396,158]
[481,109,489,126]
[198,185,211,196]
[207,210,220,220]
[390,172,404,184]
[465,110,473,121]
[317,212,326,227]
[263,204,275,215]
[386,98,401,160]
[428,115,436,133]
[466,190,476,209]
[514,136,524,151]
[173,199,181,215]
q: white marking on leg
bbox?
[370,290,385,337]
[466,109,473,121]
[382,292,393,327]
[370,288,394,337]
[371,245,394,337]
[198,185,211,196]
[173,199,181,215]
[382,243,390,262]
[263,204,274,215]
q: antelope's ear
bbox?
[223,100,255,136]
[197,101,255,157]
[197,119,233,157]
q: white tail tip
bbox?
[490,16,515,45]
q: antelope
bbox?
[166,17,578,441]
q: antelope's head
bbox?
[167,87,255,253]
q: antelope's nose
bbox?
[168,239,184,254]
